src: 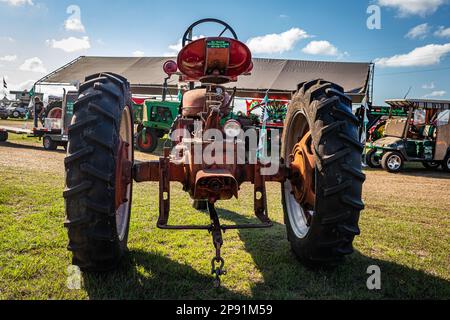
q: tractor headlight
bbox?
[223,120,242,138]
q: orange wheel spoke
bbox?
[289,131,316,208]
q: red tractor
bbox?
[64,19,365,286]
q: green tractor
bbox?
[134,99,180,153]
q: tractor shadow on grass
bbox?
[0,141,66,154]
[82,250,246,300]
[81,208,450,300]
[217,209,450,300]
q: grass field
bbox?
[0,119,43,146]
[0,133,449,300]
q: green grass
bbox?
[0,154,449,299]
[3,133,42,146]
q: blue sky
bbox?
[1,0,450,104]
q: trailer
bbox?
[0,91,77,151]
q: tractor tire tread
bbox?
[80,163,113,183]
[64,73,132,272]
[68,116,98,133]
[64,147,94,166]
[78,77,108,92]
[281,79,364,267]
[323,180,352,197]
[63,181,93,198]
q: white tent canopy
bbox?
[36,56,373,103]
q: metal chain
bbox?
[211,245,226,288]
[208,202,226,288]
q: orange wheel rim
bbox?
[138,131,152,149]
[289,131,316,209]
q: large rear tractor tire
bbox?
[136,128,158,153]
[281,79,365,267]
[64,72,134,272]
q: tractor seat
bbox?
[420,125,436,139]
[182,88,232,117]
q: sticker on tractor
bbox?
[66,102,74,116]
[207,40,230,49]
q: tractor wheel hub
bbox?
[289,132,316,208]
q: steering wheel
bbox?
[182,18,238,48]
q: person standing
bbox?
[33,96,44,128]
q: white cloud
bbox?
[64,18,85,33]
[422,82,435,89]
[0,55,17,62]
[13,79,35,91]
[434,26,450,38]
[166,35,205,56]
[302,40,340,56]
[424,90,447,97]
[0,0,34,6]
[132,50,145,57]
[246,28,311,54]
[19,57,47,73]
[375,43,450,67]
[0,36,15,42]
[279,14,289,18]
[405,23,430,39]
[46,36,91,53]
[167,40,183,54]
[377,0,447,17]
[64,5,85,32]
